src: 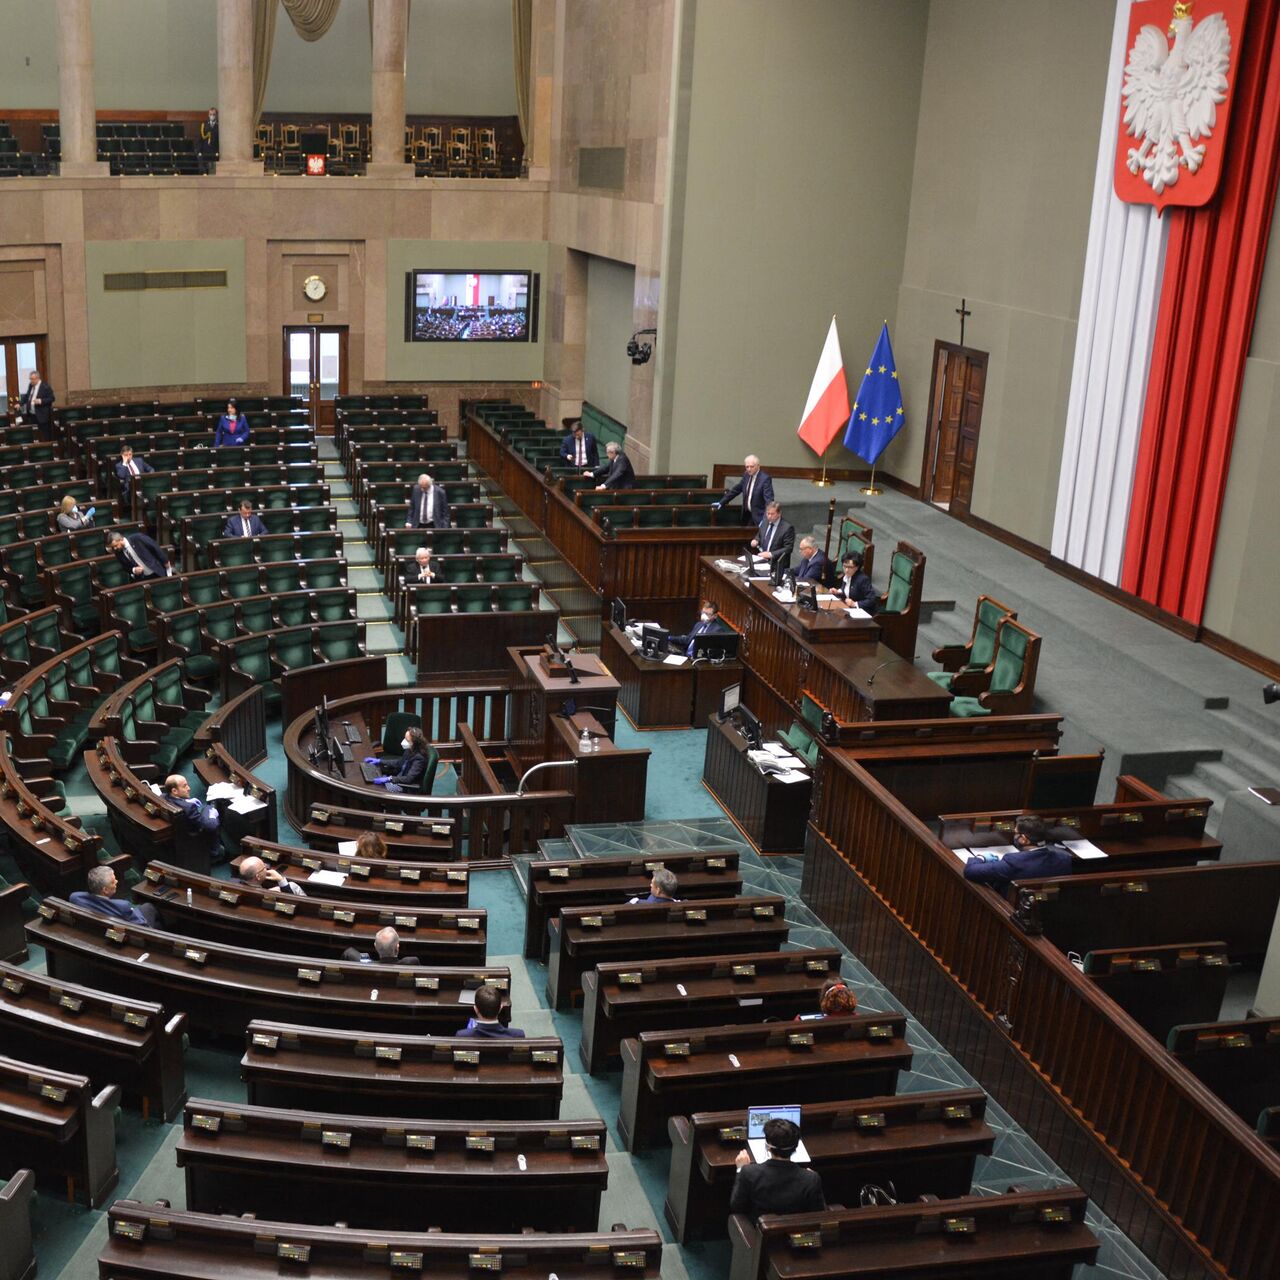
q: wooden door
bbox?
[283,325,347,432]
[0,335,49,416]
[921,342,988,516]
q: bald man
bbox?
[715,454,774,525]
[342,926,419,966]
[406,474,450,529]
[163,774,221,853]
[238,855,306,897]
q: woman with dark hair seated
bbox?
[371,726,430,794]
[796,975,858,1020]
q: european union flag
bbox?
[844,323,905,465]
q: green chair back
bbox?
[413,586,452,615]
[884,551,915,615]
[455,585,492,614]
[496,585,534,612]
[971,598,1009,669]
[223,566,260,599]
[273,631,313,671]
[989,621,1031,694]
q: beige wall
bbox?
[1202,196,1280,659]
[657,0,928,478]
[0,0,58,107]
[584,253,636,426]
[887,0,1113,549]
[84,239,247,388]
[94,0,217,110]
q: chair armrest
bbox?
[931,642,972,671]
[949,666,993,697]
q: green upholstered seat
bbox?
[216,540,255,567]
[273,630,314,671]
[429,531,466,555]
[263,563,303,594]
[455,585,492,615]
[496,585,535,612]
[274,594,311,628]
[601,509,636,529]
[479,555,519,583]
[313,591,351,623]
[112,589,156,652]
[202,603,238,644]
[637,506,674,528]
[454,505,487,529]
[467,529,504,554]
[304,561,343,589]
[950,619,1031,718]
[231,636,279,707]
[948,696,990,717]
[928,596,1010,691]
[317,623,361,662]
[239,597,275,634]
[438,555,478,584]
[882,551,914,616]
[148,577,185,614]
[256,538,293,563]
[412,586,453,615]
[779,721,814,760]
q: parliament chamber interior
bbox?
[0,2,1278,1279]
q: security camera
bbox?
[627,328,656,365]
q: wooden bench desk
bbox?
[1010,860,1280,961]
[0,1168,34,1280]
[728,1186,1098,1280]
[1083,941,1231,1043]
[1167,1016,1280,1131]
[580,948,844,1074]
[241,1020,563,1119]
[177,1098,608,1232]
[666,1088,994,1242]
[0,961,186,1120]
[523,848,742,960]
[547,895,788,1010]
[0,1053,118,1207]
[618,1013,911,1152]
[29,899,507,1035]
[132,861,487,964]
[235,837,470,907]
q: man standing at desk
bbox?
[672,599,732,657]
[588,441,636,489]
[108,530,172,579]
[832,550,878,614]
[714,454,774,525]
[751,501,794,574]
[795,536,832,586]
[560,420,599,470]
[406,473,450,529]
[17,370,55,440]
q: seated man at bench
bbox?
[70,865,157,926]
[457,982,525,1038]
[237,855,305,897]
[342,925,418,966]
[731,1117,826,1219]
[164,774,223,861]
[629,866,679,904]
[408,546,436,582]
[221,499,267,538]
[963,816,1072,889]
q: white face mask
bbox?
[402,738,413,751]
[700,612,712,623]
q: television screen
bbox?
[691,631,740,663]
[406,270,537,342]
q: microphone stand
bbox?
[866,656,912,687]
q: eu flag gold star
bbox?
[858,412,867,421]
[878,364,887,373]
[865,367,872,376]
[896,406,904,415]
[871,416,880,425]
[891,371,898,379]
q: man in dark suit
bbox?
[113,445,154,506]
[69,866,157,926]
[406,473,450,528]
[199,107,219,169]
[751,502,794,573]
[342,926,419,966]
[715,454,774,525]
[222,500,268,538]
[671,600,733,657]
[406,547,435,583]
[18,371,55,440]
[795,536,832,586]
[588,441,636,489]
[730,1118,826,1219]
[108,530,172,579]
[559,421,599,469]
[832,550,878,614]
[963,816,1074,889]
[456,983,525,1038]
[163,774,222,858]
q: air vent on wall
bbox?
[103,270,228,291]
[577,146,626,191]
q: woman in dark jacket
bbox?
[372,727,431,794]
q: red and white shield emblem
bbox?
[1114,0,1248,212]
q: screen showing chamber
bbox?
[406,271,534,342]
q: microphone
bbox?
[866,656,912,687]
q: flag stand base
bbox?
[812,459,834,488]
[859,466,882,496]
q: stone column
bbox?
[216,0,260,175]
[369,0,409,176]
[54,0,108,176]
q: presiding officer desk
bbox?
[101,1202,664,1280]
[28,899,507,1036]
[177,1098,609,1233]
[699,556,952,724]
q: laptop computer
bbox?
[746,1104,810,1164]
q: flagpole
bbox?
[812,435,834,488]
[860,463,882,497]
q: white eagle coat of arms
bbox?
[1115,2,1240,210]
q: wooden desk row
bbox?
[133,862,488,964]
[101,1201,664,1280]
[29,899,508,1035]
[178,1098,608,1233]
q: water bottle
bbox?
[186,887,193,907]
[579,728,592,754]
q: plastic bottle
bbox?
[579,728,593,753]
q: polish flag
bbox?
[797,317,850,455]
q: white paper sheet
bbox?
[774,769,810,784]
[307,870,348,887]
[662,654,689,666]
[228,794,268,814]
[204,781,240,800]
[1064,838,1108,860]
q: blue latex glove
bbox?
[372,776,390,785]
[362,756,379,764]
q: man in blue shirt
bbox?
[963,816,1073,889]
[70,866,157,926]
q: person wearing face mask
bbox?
[670,599,732,658]
[962,815,1073,888]
[370,726,431,793]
